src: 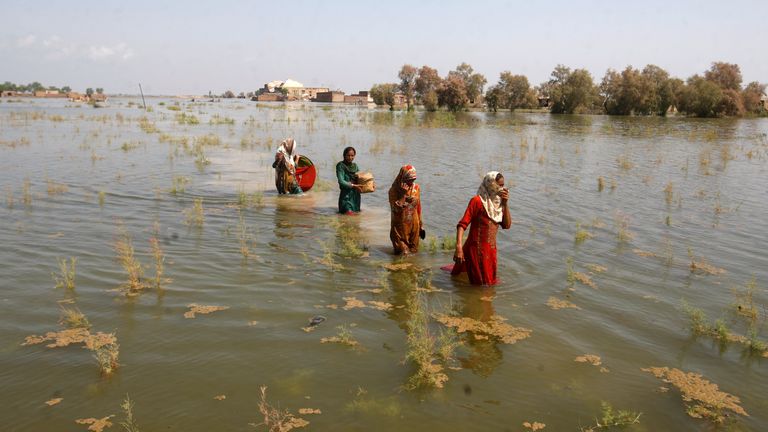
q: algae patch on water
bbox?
[184,304,229,318]
[523,421,546,431]
[434,314,531,344]
[641,366,747,423]
[75,415,115,432]
[23,327,116,350]
[547,296,581,310]
[45,397,63,406]
[574,354,602,366]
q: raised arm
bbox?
[499,189,512,229]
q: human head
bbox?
[343,146,356,164]
[481,171,503,195]
[495,172,505,188]
[283,138,295,153]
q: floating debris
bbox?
[523,421,546,431]
[641,366,748,423]
[690,260,726,276]
[367,301,393,311]
[213,395,226,401]
[573,272,597,289]
[342,297,366,310]
[434,314,531,344]
[45,398,63,406]
[633,249,658,258]
[320,325,359,347]
[75,415,115,432]
[546,296,581,310]
[586,264,607,274]
[298,408,321,415]
[253,386,309,431]
[382,263,413,271]
[247,321,259,326]
[308,315,326,327]
[348,288,383,294]
[23,328,116,350]
[575,354,602,366]
[184,304,229,319]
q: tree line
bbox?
[1,81,73,94]
[371,62,766,117]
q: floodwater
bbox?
[1,98,767,431]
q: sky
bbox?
[1,0,766,95]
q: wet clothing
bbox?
[273,139,302,194]
[388,165,422,254]
[451,195,503,285]
[336,161,361,213]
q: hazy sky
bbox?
[2,0,766,95]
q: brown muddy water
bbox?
[1,98,767,431]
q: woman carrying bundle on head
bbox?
[388,165,424,255]
[450,171,512,285]
[272,138,302,194]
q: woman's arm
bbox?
[336,163,362,192]
[499,189,512,229]
[453,197,476,263]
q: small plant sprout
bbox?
[150,224,170,291]
[59,306,91,329]
[185,198,204,227]
[170,176,190,195]
[238,213,256,259]
[252,385,309,431]
[94,341,120,376]
[663,182,674,205]
[574,222,593,243]
[115,228,148,296]
[613,210,633,243]
[597,176,605,192]
[98,190,105,207]
[579,401,641,431]
[22,178,32,206]
[53,257,77,290]
[120,394,141,432]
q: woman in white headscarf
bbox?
[450,171,512,285]
[272,138,302,194]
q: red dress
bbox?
[451,196,501,285]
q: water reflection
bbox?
[452,286,503,377]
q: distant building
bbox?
[257,93,285,102]
[344,91,372,104]
[315,91,345,103]
[34,90,67,98]
[1,90,15,97]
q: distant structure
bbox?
[257,79,329,101]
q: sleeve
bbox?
[456,196,478,230]
[388,186,401,212]
[336,163,352,189]
[416,186,422,221]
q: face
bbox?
[496,177,505,188]
[344,150,355,164]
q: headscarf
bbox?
[390,165,417,192]
[277,138,297,169]
[477,171,503,223]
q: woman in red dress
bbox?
[451,171,512,285]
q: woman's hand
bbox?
[352,184,363,192]
[453,247,464,264]
[498,188,509,204]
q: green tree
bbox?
[742,81,767,114]
[29,82,44,92]
[449,62,486,104]
[547,65,598,114]
[437,74,468,112]
[61,86,71,93]
[677,75,722,117]
[96,88,104,95]
[398,64,418,111]
[86,88,94,96]
[600,66,642,115]
[370,83,398,110]
[641,64,674,116]
[484,85,502,112]
[497,72,536,110]
[704,62,742,91]
[415,66,441,112]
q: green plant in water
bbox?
[574,222,593,244]
[404,293,457,389]
[170,176,190,195]
[116,228,148,296]
[185,198,204,226]
[22,178,32,207]
[150,227,170,291]
[614,211,633,243]
[238,214,255,259]
[120,394,141,432]
[440,235,457,251]
[566,256,576,286]
[53,257,77,290]
[59,306,91,329]
[176,112,199,125]
[426,235,438,253]
[597,176,605,192]
[579,401,641,431]
[94,342,120,376]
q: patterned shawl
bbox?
[477,171,503,223]
[277,138,297,169]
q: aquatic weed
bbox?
[252,385,309,432]
[120,394,141,432]
[185,198,204,227]
[53,257,77,290]
[579,401,641,431]
[59,306,90,329]
[115,229,148,296]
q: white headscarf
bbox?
[277,138,297,169]
[477,171,503,223]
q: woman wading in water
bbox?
[336,147,363,214]
[450,171,512,285]
[272,138,302,194]
[388,165,424,255]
